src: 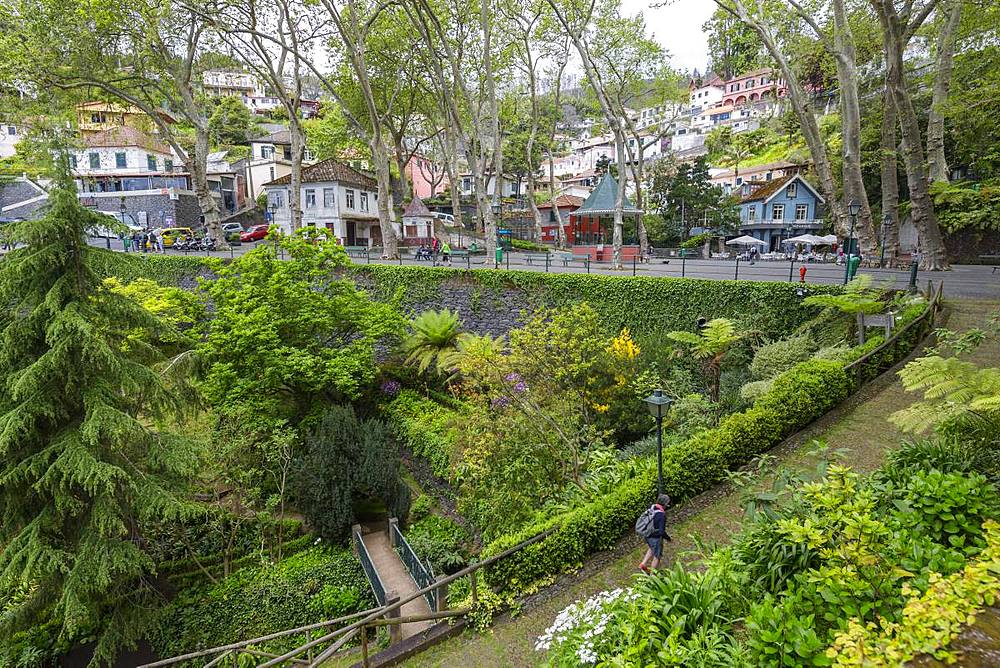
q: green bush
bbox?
[150,546,373,658]
[482,359,851,595]
[749,335,816,381]
[406,514,470,574]
[88,247,216,286]
[510,239,551,252]
[382,390,461,480]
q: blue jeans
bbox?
[645,536,663,559]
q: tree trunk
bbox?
[371,137,400,259]
[880,79,900,264]
[719,1,846,232]
[927,0,962,184]
[611,135,626,270]
[191,124,222,242]
[832,0,876,252]
[874,0,949,270]
[392,135,410,204]
[526,173,544,241]
[288,114,305,231]
[482,0,501,256]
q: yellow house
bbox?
[76,102,176,138]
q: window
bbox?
[147,154,157,171]
[736,177,743,186]
[6,125,15,135]
[90,112,106,124]
[270,191,284,209]
[305,189,316,208]
[261,145,273,159]
[165,158,173,171]
[269,166,275,181]
[360,191,369,211]
[785,182,797,198]
[731,83,739,92]
[742,183,751,196]
[323,187,335,207]
[748,79,756,87]
[69,155,77,169]
[747,205,757,221]
[772,204,785,220]
[345,189,355,209]
[796,204,809,220]
[89,152,100,169]
[115,152,126,168]
[765,172,773,181]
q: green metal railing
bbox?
[390,520,437,610]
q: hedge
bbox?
[482,359,853,595]
[348,265,841,340]
[88,247,216,286]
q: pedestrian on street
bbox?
[636,494,672,572]
[122,234,131,252]
[441,241,451,265]
[132,231,141,252]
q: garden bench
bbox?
[344,246,370,259]
[523,252,550,266]
[558,252,590,268]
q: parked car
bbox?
[159,227,194,247]
[240,224,271,242]
[222,222,244,242]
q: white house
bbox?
[689,75,725,113]
[245,129,315,201]
[455,172,522,198]
[0,122,21,158]
[263,158,381,246]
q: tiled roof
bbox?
[252,129,292,145]
[402,196,434,218]
[739,175,793,203]
[82,126,171,154]
[539,195,585,209]
[265,158,376,189]
[714,161,801,180]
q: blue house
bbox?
[737,174,825,251]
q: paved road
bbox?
[88,237,1000,300]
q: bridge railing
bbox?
[354,525,387,606]
[389,517,437,610]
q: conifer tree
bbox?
[0,163,199,663]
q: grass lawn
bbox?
[401,299,1000,668]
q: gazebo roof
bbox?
[574,172,642,217]
[402,196,435,219]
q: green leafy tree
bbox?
[703,7,767,79]
[667,318,745,405]
[208,95,258,147]
[646,156,739,241]
[0,167,200,662]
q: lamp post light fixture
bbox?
[843,199,862,285]
[880,213,893,268]
[643,389,674,497]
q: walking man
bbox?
[441,241,451,265]
[636,494,671,572]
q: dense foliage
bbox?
[537,441,1000,667]
[0,173,201,662]
[150,546,374,658]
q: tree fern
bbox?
[0,164,200,663]
[401,309,465,375]
[667,318,745,404]
[891,355,1000,433]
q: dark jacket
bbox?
[651,503,666,539]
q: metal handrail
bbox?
[390,521,437,610]
[354,528,387,606]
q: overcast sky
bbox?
[621,0,716,74]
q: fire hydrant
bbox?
[799,265,807,283]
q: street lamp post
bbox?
[269,203,279,256]
[643,389,674,497]
[880,213,893,268]
[784,222,795,281]
[843,199,861,285]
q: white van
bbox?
[433,212,456,225]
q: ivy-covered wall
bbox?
[88,252,841,339]
[347,265,841,339]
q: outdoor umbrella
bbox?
[816,234,839,245]
[725,235,767,246]
[785,234,822,245]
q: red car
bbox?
[240,224,271,242]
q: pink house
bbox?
[405,154,444,200]
[722,68,788,107]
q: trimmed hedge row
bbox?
[349,265,841,340]
[482,359,852,595]
[88,247,216,286]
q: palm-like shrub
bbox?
[667,318,745,404]
[401,309,465,375]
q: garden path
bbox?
[402,299,1000,667]
[361,527,434,640]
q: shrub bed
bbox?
[150,545,373,658]
[382,390,461,480]
[88,247,216,286]
[483,359,852,595]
